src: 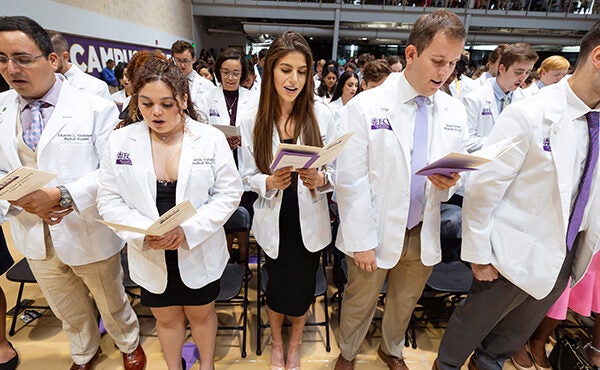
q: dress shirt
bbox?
[491,79,513,113]
[18,74,63,131]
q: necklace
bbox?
[226,97,238,116]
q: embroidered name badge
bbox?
[192,157,214,165]
[116,151,132,165]
[371,117,392,131]
[209,109,220,117]
[543,137,551,152]
[481,107,492,116]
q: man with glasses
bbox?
[0,16,145,370]
[171,40,215,108]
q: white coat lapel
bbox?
[36,84,70,156]
[487,86,500,122]
[380,83,412,172]
[176,124,200,202]
[0,97,22,168]
[128,125,158,217]
[548,111,576,228]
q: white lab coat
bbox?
[0,78,122,265]
[63,64,111,100]
[462,79,529,153]
[97,119,243,294]
[188,70,215,108]
[240,102,337,259]
[448,75,476,99]
[335,72,468,269]
[461,79,600,299]
[197,86,259,185]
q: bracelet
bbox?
[585,342,600,354]
[321,171,329,187]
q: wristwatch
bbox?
[321,171,330,187]
[56,185,73,208]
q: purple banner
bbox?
[62,34,171,79]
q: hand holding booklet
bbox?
[212,124,241,138]
[270,132,354,171]
[416,138,519,176]
[0,166,57,201]
[97,200,197,236]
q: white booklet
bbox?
[212,124,241,138]
[270,132,354,171]
[416,138,519,176]
[0,166,57,201]
[97,200,197,236]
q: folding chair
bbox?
[255,248,331,355]
[215,207,251,358]
[5,258,50,336]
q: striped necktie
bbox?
[565,111,599,250]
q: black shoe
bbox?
[0,342,18,370]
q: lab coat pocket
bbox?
[490,222,537,281]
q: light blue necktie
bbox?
[23,101,43,151]
[566,111,599,250]
[407,95,429,229]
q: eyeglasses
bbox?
[220,70,242,79]
[0,54,45,68]
[174,58,193,65]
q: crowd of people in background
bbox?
[0,10,599,370]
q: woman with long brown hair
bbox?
[240,31,336,370]
[98,58,242,370]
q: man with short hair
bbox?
[101,58,118,93]
[254,48,267,85]
[335,9,469,370]
[462,42,538,152]
[0,16,145,370]
[48,31,111,100]
[171,39,214,104]
[360,59,391,90]
[435,18,600,370]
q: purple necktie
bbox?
[407,95,429,229]
[566,111,599,250]
[23,100,43,151]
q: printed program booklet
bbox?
[270,132,354,171]
[97,200,197,236]
[0,166,57,201]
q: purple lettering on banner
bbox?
[116,151,133,165]
[371,117,393,131]
[63,34,171,78]
[209,109,220,117]
[543,137,551,152]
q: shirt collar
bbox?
[563,78,598,122]
[63,64,78,80]
[18,73,63,112]
[491,78,513,101]
[396,72,432,105]
[536,80,547,89]
[186,70,196,82]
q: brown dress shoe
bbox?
[432,358,440,370]
[377,346,410,370]
[334,354,356,370]
[122,343,146,370]
[70,348,101,370]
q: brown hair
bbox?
[498,43,538,71]
[488,44,509,66]
[407,9,466,54]
[253,31,322,175]
[214,48,247,84]
[119,58,199,129]
[577,19,600,66]
[363,60,392,84]
[171,40,195,58]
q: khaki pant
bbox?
[338,224,433,360]
[28,242,139,365]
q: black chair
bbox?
[5,258,50,336]
[255,248,331,356]
[215,207,252,358]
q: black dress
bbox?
[265,139,321,317]
[140,180,220,307]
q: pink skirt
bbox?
[546,252,600,320]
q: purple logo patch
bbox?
[116,151,132,165]
[543,137,551,152]
[481,107,492,116]
[371,117,392,131]
[209,109,220,117]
